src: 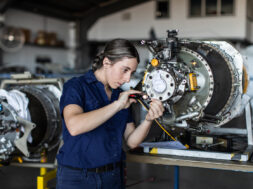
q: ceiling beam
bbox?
[0,0,15,13]
[11,0,149,22]
[76,0,148,20]
[12,1,74,20]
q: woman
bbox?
[56,39,164,189]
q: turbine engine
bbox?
[140,30,248,146]
[0,73,62,163]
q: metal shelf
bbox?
[24,42,68,50]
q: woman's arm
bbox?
[124,99,164,149]
[63,90,141,136]
[63,102,121,136]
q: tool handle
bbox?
[129,94,143,99]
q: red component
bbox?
[129,94,136,98]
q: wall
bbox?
[88,0,247,41]
[3,9,75,73]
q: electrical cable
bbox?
[136,98,177,141]
[131,95,189,149]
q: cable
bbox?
[136,97,190,149]
[136,98,177,141]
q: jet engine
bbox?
[138,30,250,154]
[0,73,62,164]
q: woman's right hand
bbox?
[116,90,142,110]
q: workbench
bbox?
[126,151,253,189]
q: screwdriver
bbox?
[129,93,149,100]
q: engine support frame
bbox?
[142,100,253,161]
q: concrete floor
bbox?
[0,162,253,189]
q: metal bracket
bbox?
[245,102,253,145]
[14,116,36,157]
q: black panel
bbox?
[185,42,232,116]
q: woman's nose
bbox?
[124,73,131,83]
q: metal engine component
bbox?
[0,73,62,162]
[141,30,247,137]
[144,69,176,101]
[0,101,20,158]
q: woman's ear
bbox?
[103,57,112,69]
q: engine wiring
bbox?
[130,93,189,149]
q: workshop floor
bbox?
[0,162,253,189]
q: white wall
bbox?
[3,9,75,72]
[88,0,247,40]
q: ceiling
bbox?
[0,0,149,21]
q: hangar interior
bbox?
[1,0,253,189]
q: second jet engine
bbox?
[0,73,63,164]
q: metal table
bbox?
[126,152,253,189]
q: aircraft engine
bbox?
[139,30,249,151]
[0,74,62,163]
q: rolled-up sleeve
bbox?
[60,79,85,116]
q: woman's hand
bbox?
[116,90,142,110]
[145,99,164,121]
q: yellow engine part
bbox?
[243,65,249,94]
[142,71,148,85]
[189,73,198,91]
[151,59,159,67]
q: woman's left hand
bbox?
[145,99,164,121]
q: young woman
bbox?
[56,39,164,189]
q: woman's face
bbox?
[104,57,138,89]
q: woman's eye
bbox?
[123,69,128,73]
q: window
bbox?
[221,0,234,15]
[206,0,217,16]
[156,0,170,19]
[190,0,202,17]
[189,0,234,17]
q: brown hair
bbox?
[92,39,140,71]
